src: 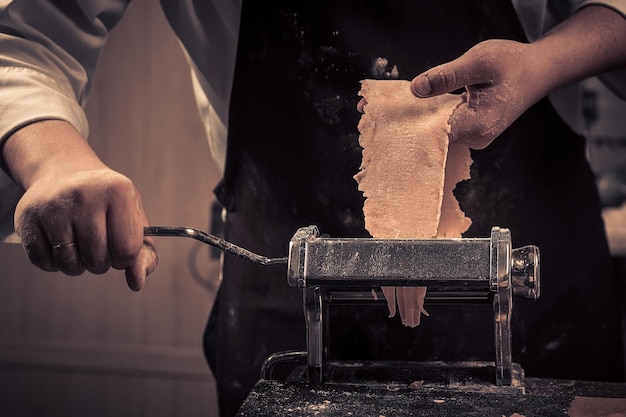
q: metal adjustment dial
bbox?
[511,245,540,300]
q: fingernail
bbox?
[412,75,432,97]
[125,271,143,292]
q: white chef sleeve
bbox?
[578,0,626,99]
[0,0,130,241]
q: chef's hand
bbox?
[410,5,626,150]
[2,120,157,291]
[410,39,534,150]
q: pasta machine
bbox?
[270,225,540,388]
[146,225,539,386]
[147,225,626,415]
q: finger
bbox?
[410,55,491,98]
[125,239,158,291]
[51,241,85,275]
[17,222,58,272]
[74,212,112,274]
[106,182,145,270]
[448,101,503,150]
[14,201,57,271]
[47,222,86,276]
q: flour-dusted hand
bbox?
[411,39,536,150]
[14,169,157,290]
[3,120,157,291]
[411,6,626,150]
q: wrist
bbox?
[2,120,108,189]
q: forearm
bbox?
[0,0,130,168]
[2,120,108,190]
[529,5,626,98]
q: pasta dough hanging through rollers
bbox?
[354,79,472,327]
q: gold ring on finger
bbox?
[51,242,77,250]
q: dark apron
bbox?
[207,1,625,415]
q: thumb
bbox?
[125,239,158,291]
[410,54,489,98]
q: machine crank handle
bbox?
[144,226,288,266]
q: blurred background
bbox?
[0,1,625,416]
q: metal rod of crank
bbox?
[144,226,288,266]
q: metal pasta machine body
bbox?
[272,225,540,388]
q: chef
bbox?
[1,1,625,415]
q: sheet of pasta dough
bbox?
[354,79,472,327]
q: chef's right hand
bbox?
[2,120,157,291]
[410,39,537,150]
[410,6,626,150]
